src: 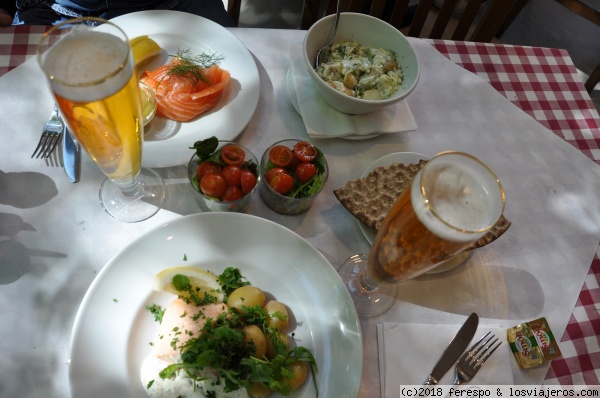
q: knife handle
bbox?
[423,375,438,385]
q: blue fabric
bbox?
[13,0,235,26]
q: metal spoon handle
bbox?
[314,0,341,68]
[326,0,341,48]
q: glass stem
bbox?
[113,176,140,197]
[359,270,380,292]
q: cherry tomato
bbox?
[222,165,242,187]
[293,141,317,162]
[221,185,243,202]
[286,156,301,173]
[295,162,318,183]
[269,173,294,195]
[268,145,293,167]
[240,170,257,194]
[197,161,222,180]
[221,145,245,166]
[265,167,288,184]
[200,174,227,198]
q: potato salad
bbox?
[315,40,403,100]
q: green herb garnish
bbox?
[218,267,250,298]
[158,305,318,396]
[146,303,165,324]
[172,274,191,291]
[190,136,219,162]
[167,48,224,87]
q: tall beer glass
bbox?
[338,151,505,317]
[37,17,165,222]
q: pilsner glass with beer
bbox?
[338,151,505,317]
[37,17,164,222]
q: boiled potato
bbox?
[243,325,267,359]
[264,300,289,332]
[287,361,308,390]
[247,382,272,398]
[227,286,265,310]
[265,332,290,358]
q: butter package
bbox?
[507,317,562,369]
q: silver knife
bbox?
[423,313,479,385]
[63,126,80,183]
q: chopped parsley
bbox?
[218,267,250,298]
[158,306,318,396]
[146,303,165,324]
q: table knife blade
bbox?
[63,126,80,183]
[423,312,479,385]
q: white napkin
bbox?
[288,44,417,139]
[377,323,513,398]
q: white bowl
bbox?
[303,12,420,114]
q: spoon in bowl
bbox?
[314,0,341,69]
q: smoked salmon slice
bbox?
[141,58,230,122]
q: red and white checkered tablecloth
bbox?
[431,39,600,387]
[2,25,599,387]
[429,40,600,166]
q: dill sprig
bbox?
[166,48,224,87]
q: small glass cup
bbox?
[188,141,259,213]
[259,139,328,215]
[139,81,157,126]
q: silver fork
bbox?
[453,332,501,385]
[31,105,64,159]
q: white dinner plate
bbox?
[358,152,471,274]
[285,68,381,141]
[110,11,260,168]
[69,213,362,398]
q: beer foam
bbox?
[411,160,502,242]
[42,30,133,102]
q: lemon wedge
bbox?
[153,266,224,302]
[129,35,161,67]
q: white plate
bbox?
[110,11,260,168]
[69,213,362,398]
[358,152,471,274]
[285,68,380,141]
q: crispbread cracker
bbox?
[334,160,510,250]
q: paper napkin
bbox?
[377,323,513,398]
[288,45,417,139]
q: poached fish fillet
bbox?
[154,299,229,360]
